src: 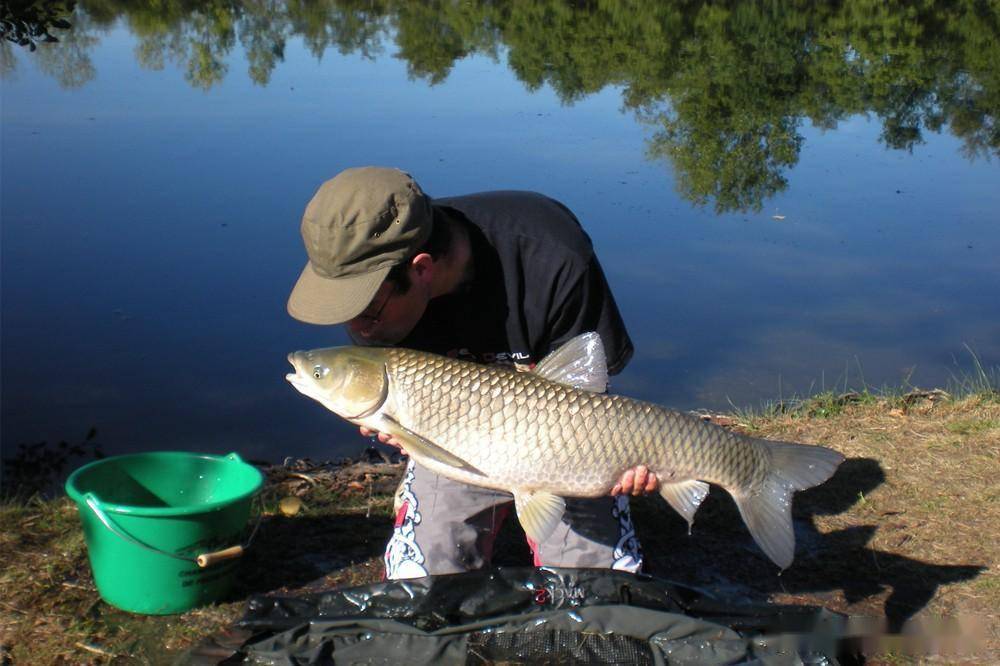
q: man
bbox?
[288,166,658,579]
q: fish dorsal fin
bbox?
[533,332,608,393]
[658,479,710,533]
[512,489,566,543]
[377,414,485,477]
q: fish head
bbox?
[286,346,389,421]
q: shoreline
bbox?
[1,389,997,663]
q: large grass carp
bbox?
[286,332,843,568]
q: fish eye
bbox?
[312,366,326,380]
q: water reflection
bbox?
[4,0,998,212]
[1,2,997,467]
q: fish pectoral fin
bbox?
[533,332,609,393]
[658,479,710,533]
[512,489,566,543]
[377,415,485,477]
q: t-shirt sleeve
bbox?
[544,254,634,375]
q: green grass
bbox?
[941,345,999,403]
[723,348,999,424]
[728,388,883,424]
[946,418,1000,435]
[973,575,1000,593]
[0,467,399,664]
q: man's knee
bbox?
[532,496,643,571]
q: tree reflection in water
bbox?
[4,0,997,211]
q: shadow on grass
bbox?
[634,457,986,632]
[219,457,985,633]
[230,511,394,597]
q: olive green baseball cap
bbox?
[287,167,433,324]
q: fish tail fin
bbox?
[733,440,844,569]
[766,439,845,492]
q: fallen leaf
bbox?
[278,496,303,516]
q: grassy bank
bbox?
[1,389,997,663]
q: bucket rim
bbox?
[65,450,264,517]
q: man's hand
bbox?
[610,465,659,496]
[360,426,407,454]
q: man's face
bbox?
[346,275,428,345]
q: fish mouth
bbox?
[285,352,310,394]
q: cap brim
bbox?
[287,262,391,325]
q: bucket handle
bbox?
[83,492,264,568]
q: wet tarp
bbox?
[226,568,855,665]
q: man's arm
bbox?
[544,254,633,375]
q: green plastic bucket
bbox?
[65,451,263,615]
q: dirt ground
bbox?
[1,393,997,663]
[635,393,999,661]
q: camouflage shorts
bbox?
[383,459,643,579]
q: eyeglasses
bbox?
[354,283,397,327]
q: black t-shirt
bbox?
[399,191,633,374]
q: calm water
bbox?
[2,2,998,467]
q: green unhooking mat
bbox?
[197,568,858,664]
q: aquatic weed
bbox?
[1,428,104,499]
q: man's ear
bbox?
[409,252,435,284]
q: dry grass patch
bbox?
[2,394,997,663]
[0,465,397,664]
[743,394,998,657]
[763,396,998,600]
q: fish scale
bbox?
[384,347,769,496]
[286,332,845,568]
